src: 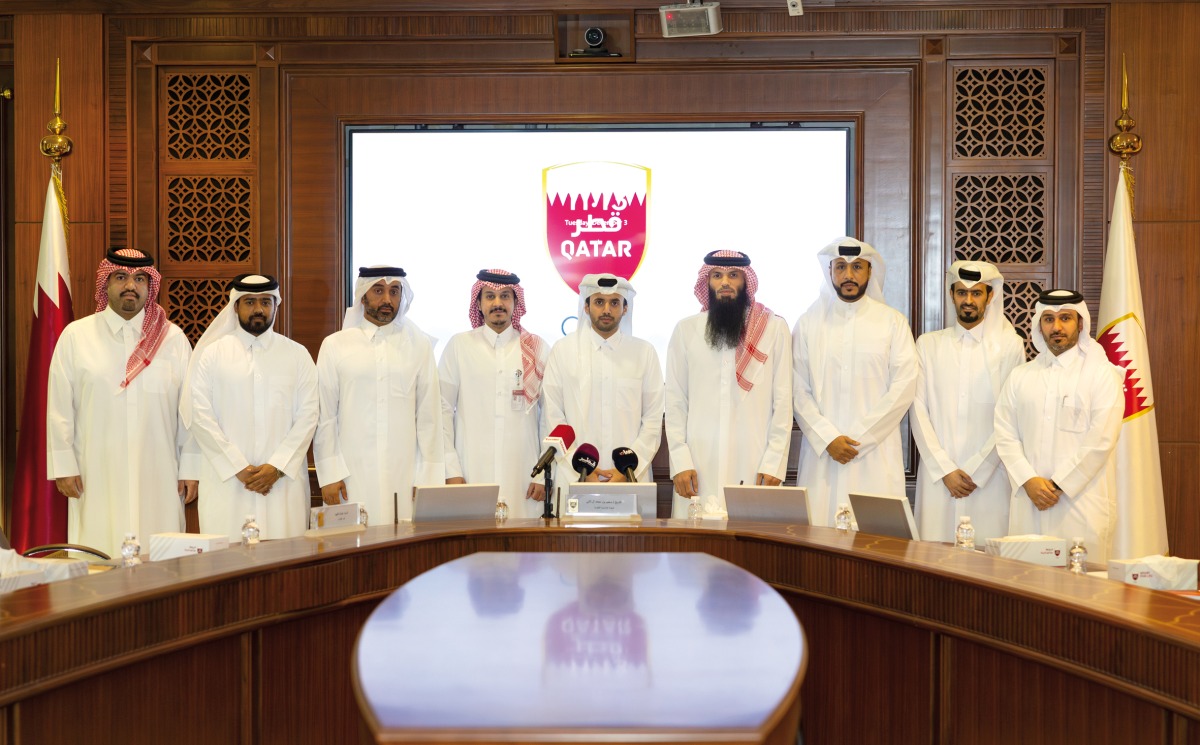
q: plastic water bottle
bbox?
[358,504,369,527]
[120,533,142,567]
[955,516,976,551]
[241,514,261,545]
[495,499,509,521]
[1068,537,1088,574]
[835,504,852,531]
[688,497,702,520]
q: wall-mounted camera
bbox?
[569,25,622,57]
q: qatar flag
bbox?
[1096,166,1169,559]
[10,173,73,552]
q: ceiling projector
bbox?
[659,2,722,38]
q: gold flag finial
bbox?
[1109,53,1141,212]
[39,58,73,164]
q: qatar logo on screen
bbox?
[544,161,649,293]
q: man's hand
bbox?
[942,470,977,499]
[526,482,546,502]
[55,475,83,499]
[588,468,625,483]
[178,480,199,505]
[241,464,281,495]
[445,477,466,485]
[1023,477,1061,511]
[321,480,348,506]
[673,469,699,497]
[756,473,782,487]
[826,436,860,464]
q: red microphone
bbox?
[572,443,600,480]
[531,424,576,478]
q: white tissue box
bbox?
[25,557,89,582]
[0,568,47,593]
[985,535,1068,567]
[149,532,230,561]
[1108,558,1198,590]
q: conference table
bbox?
[353,551,806,743]
[3,518,1200,744]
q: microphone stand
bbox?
[541,463,555,520]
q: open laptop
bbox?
[847,492,920,540]
[724,485,811,524]
[566,482,658,519]
[412,483,500,521]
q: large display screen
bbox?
[350,126,850,365]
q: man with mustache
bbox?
[542,273,663,483]
[46,248,198,557]
[665,251,792,518]
[910,261,1025,543]
[791,238,917,526]
[994,289,1124,562]
[313,266,444,523]
[181,274,319,540]
[438,270,550,518]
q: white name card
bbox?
[305,502,367,537]
[563,492,640,520]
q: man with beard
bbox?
[792,237,917,526]
[910,261,1025,543]
[314,266,443,524]
[181,274,319,541]
[665,251,792,518]
[46,248,198,557]
[439,269,550,518]
[995,289,1123,562]
[542,273,663,482]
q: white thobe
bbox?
[911,324,1025,542]
[541,327,664,481]
[439,325,550,518]
[314,319,444,524]
[188,327,318,541]
[792,296,917,526]
[994,345,1124,562]
[665,313,793,517]
[46,307,198,558]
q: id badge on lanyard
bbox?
[511,368,525,411]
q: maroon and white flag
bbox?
[1096,166,1168,559]
[544,161,648,292]
[11,171,74,552]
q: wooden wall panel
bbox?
[1162,444,1200,561]
[1109,3,1200,223]
[942,636,1169,745]
[11,14,105,426]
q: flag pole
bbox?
[9,59,76,551]
[40,58,72,239]
[1108,53,1142,210]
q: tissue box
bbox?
[985,535,1068,566]
[1108,558,1199,590]
[149,532,230,561]
[26,557,89,582]
[0,568,47,593]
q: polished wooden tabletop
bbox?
[354,551,806,736]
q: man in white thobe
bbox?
[542,273,663,482]
[911,261,1025,543]
[440,269,550,518]
[792,237,918,527]
[47,248,198,558]
[666,250,792,518]
[181,274,319,541]
[994,289,1124,562]
[314,266,444,524]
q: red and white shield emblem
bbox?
[544,161,649,293]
